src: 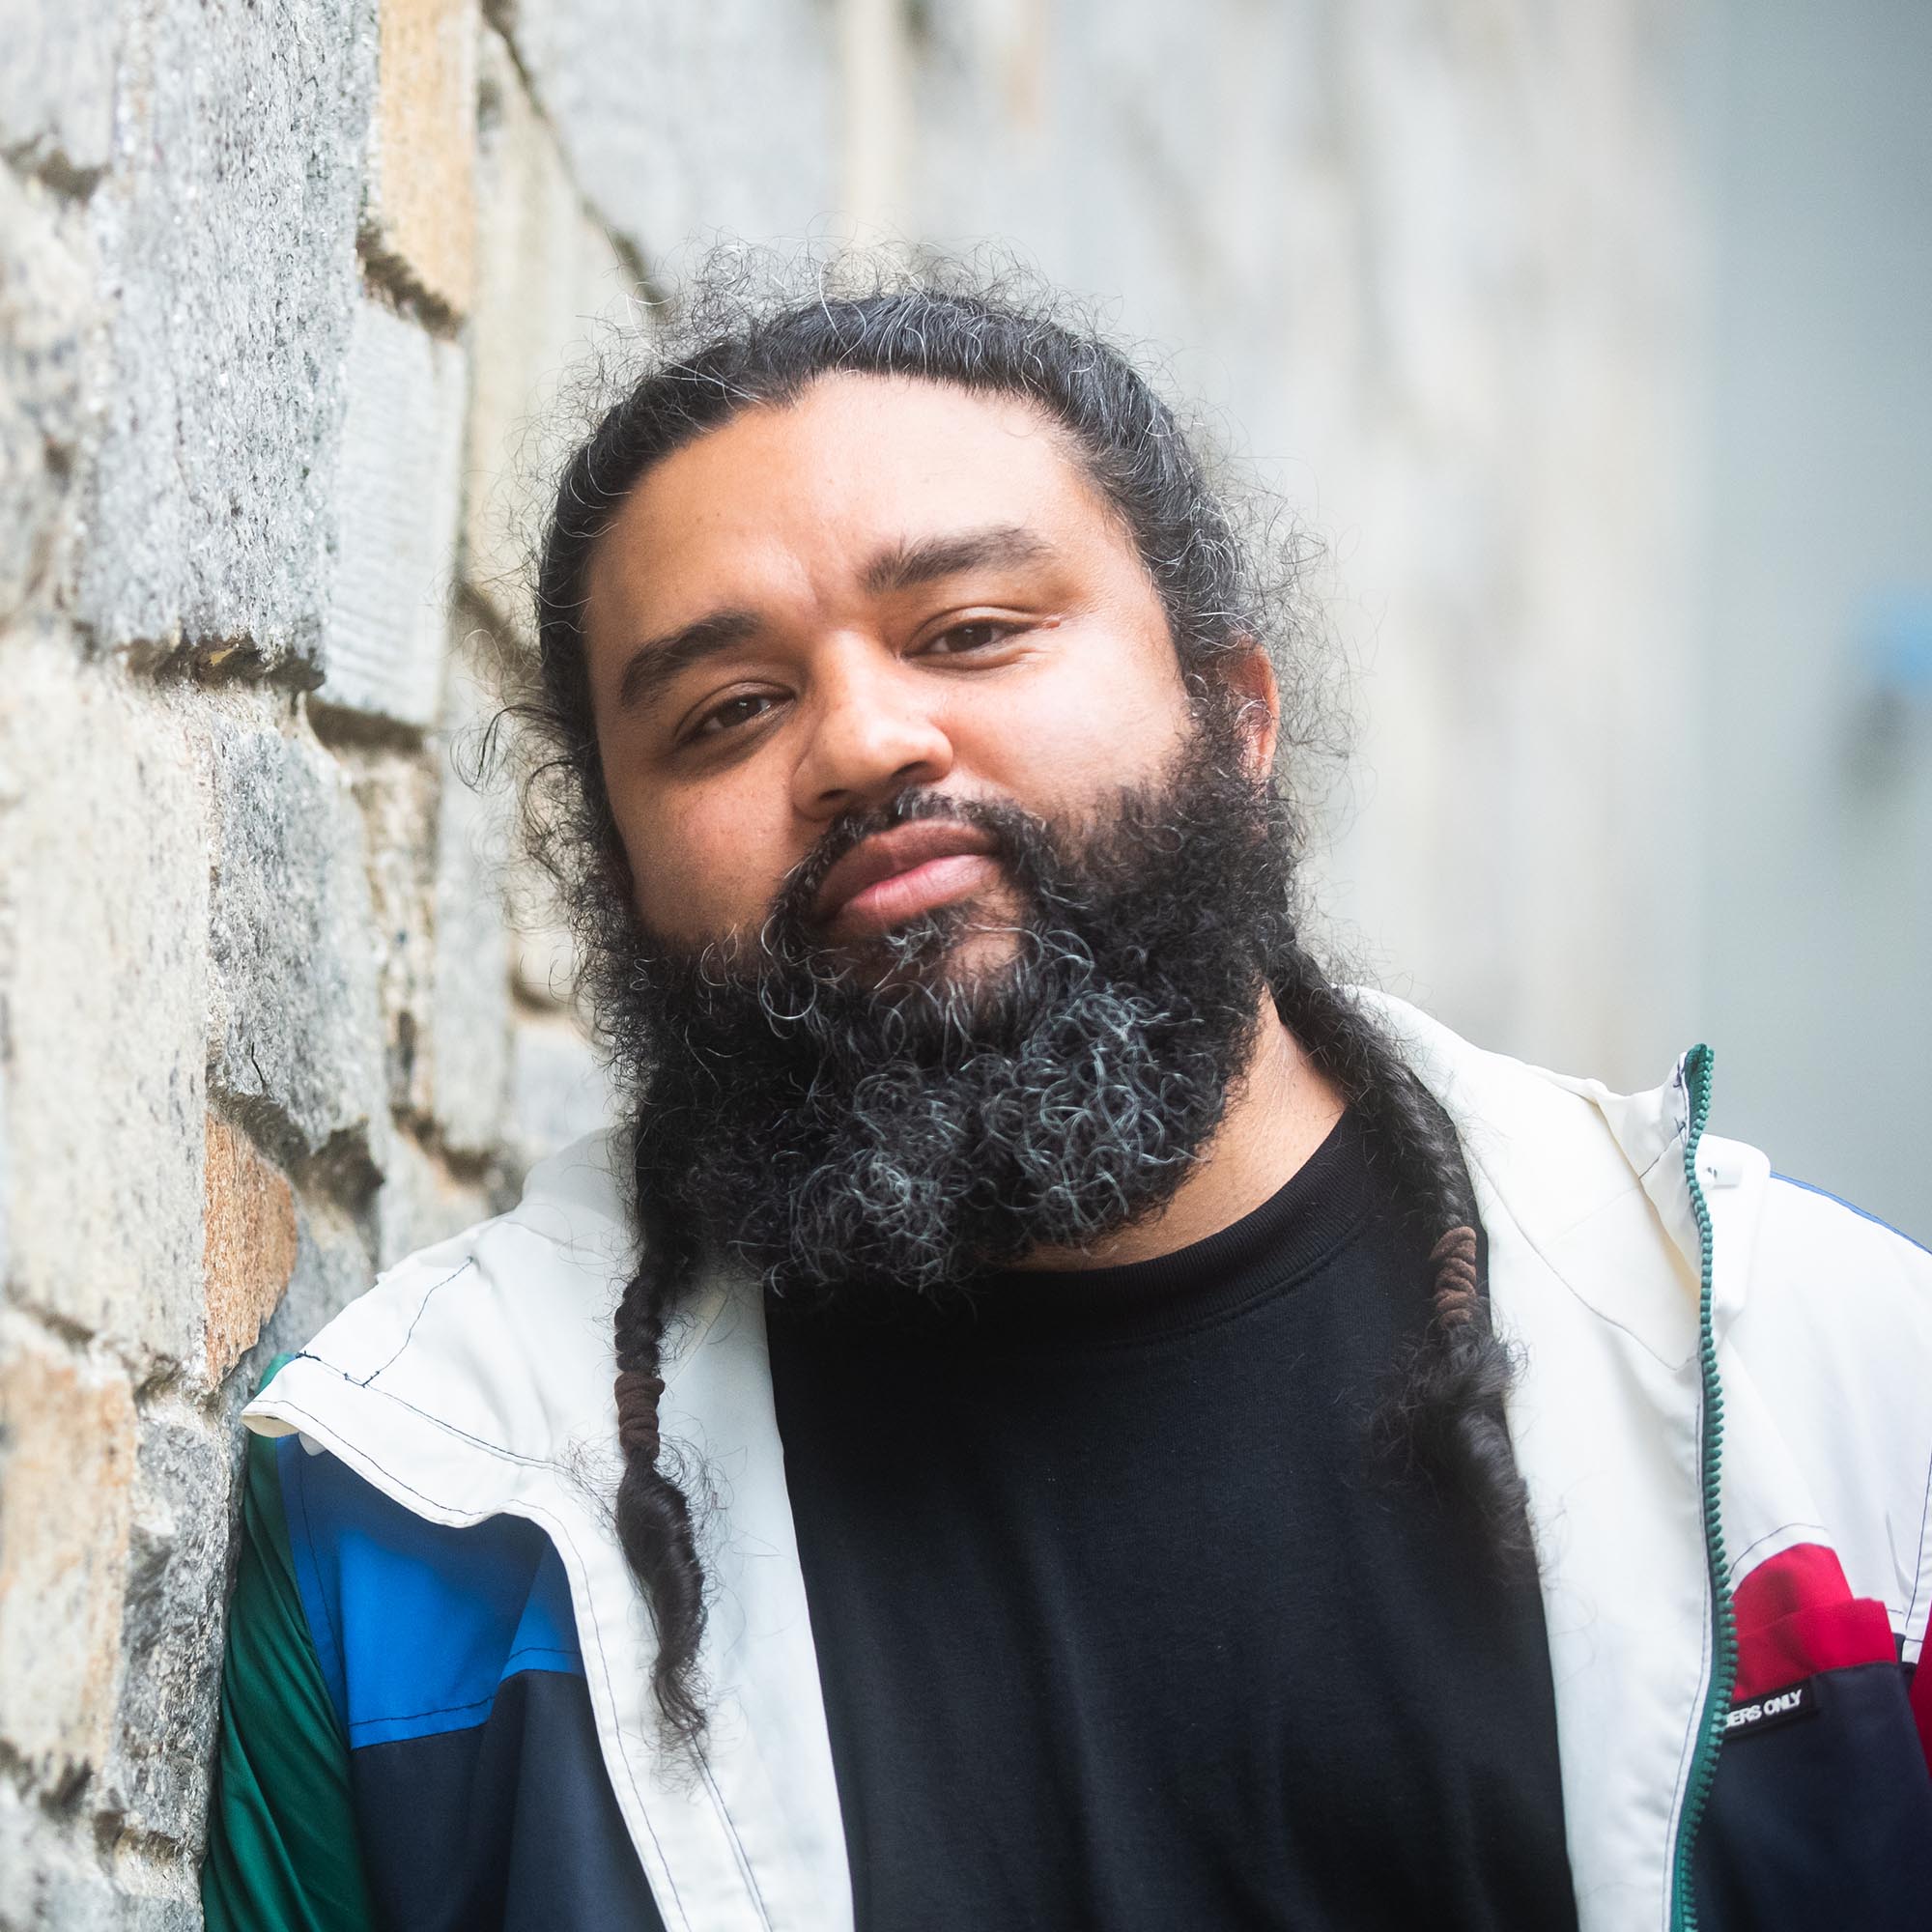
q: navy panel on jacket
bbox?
[277,1436,664,1931]
[1695,1661,1932,1930]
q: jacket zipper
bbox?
[1667,1045,1735,1931]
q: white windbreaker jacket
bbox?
[244,996,1932,1932]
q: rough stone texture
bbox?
[464,26,629,636]
[0,646,207,1362]
[431,657,513,1153]
[344,748,439,1121]
[374,1130,495,1269]
[318,299,468,727]
[0,1783,124,1932]
[101,1391,238,1855]
[200,706,388,1167]
[363,0,481,316]
[80,0,377,666]
[202,1116,299,1383]
[0,170,89,626]
[0,1312,137,1778]
[494,0,836,262]
[254,1199,383,1375]
[0,0,120,183]
[507,1009,614,1171]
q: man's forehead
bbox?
[585,373,1113,620]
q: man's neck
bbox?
[1014,986,1346,1271]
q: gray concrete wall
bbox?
[0,2,1704,1918]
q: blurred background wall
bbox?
[0,0,1923,1918]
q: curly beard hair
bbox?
[604,711,1299,1310]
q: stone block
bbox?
[0,1783,121,1932]
[101,1392,236,1854]
[507,1008,613,1172]
[256,1199,380,1370]
[0,170,89,627]
[345,747,439,1121]
[0,0,119,182]
[465,27,630,637]
[364,0,481,316]
[200,707,388,1167]
[497,0,836,262]
[317,299,468,728]
[431,663,513,1154]
[202,1116,299,1383]
[375,1131,494,1269]
[0,1313,136,1778]
[80,0,377,667]
[0,647,207,1362]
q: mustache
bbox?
[762,787,1028,940]
[678,787,1057,1010]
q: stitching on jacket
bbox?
[1903,1445,1932,1643]
[289,1359,555,1467]
[698,1758,777,1932]
[289,1277,740,1467]
[1457,1133,1683,1366]
[1725,1520,1829,1585]
[351,1692,497,1735]
[267,1396,698,1932]
[1663,1559,1715,1912]
[356,1260,476,1387]
[346,1653,585,1739]
[1470,1159,1707,1922]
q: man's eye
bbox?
[922,620,1015,657]
[691,693,777,739]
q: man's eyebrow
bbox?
[862,525,1056,597]
[612,526,1054,716]
[614,609,763,715]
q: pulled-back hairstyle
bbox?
[518,255,1529,1747]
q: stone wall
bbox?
[0,2,1697,1920]
[0,3,625,1918]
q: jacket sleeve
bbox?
[201,1422,380,1932]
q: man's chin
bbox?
[813,890,1029,998]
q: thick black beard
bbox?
[608,716,1299,1310]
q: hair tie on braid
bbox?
[614,1370,666,1461]
[1429,1225,1480,1328]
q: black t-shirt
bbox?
[765,1109,1577,1930]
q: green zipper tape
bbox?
[1668,1044,1737,1931]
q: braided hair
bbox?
[522,261,1529,1747]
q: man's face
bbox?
[581,373,1212,975]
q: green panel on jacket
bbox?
[201,1373,378,1932]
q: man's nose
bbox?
[791,644,954,819]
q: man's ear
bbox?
[1221,640,1280,779]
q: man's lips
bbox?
[812,820,1003,938]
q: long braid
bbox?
[611,1187,710,1745]
[1269,940,1533,1560]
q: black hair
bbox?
[521,258,1530,1747]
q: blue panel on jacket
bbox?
[277,1434,583,1749]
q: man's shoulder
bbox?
[1735,1166,1932,1365]
[246,1131,639,1472]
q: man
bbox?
[203,275,1932,1932]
